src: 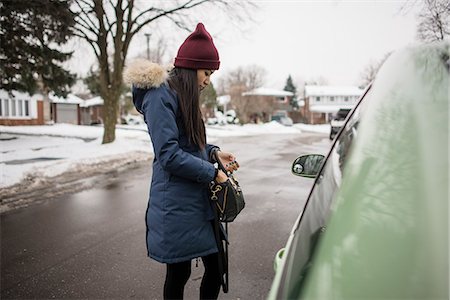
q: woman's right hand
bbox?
[215,169,228,183]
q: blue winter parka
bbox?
[125,61,219,264]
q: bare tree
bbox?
[70,0,255,144]
[133,36,170,65]
[218,65,267,123]
[358,52,391,89]
[305,76,329,86]
[416,0,450,42]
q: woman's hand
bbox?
[217,151,239,173]
[215,169,228,183]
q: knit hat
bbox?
[174,23,220,70]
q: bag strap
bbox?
[212,202,229,293]
[212,149,230,174]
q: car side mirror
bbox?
[291,154,325,178]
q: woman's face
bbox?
[197,69,214,91]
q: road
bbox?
[1,132,331,300]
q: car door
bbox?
[273,86,372,299]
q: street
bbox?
[1,132,331,300]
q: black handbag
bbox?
[209,150,245,223]
[209,149,245,293]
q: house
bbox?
[0,89,44,125]
[302,85,364,124]
[50,93,84,125]
[0,89,107,126]
[80,96,104,125]
[241,87,295,123]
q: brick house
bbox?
[80,96,104,125]
[241,87,295,123]
[50,93,84,125]
[0,89,44,125]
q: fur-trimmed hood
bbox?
[123,59,171,114]
[123,59,169,89]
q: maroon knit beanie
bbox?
[174,23,220,70]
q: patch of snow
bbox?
[0,121,325,189]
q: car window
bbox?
[336,108,351,120]
[277,87,372,299]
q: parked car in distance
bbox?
[121,114,144,125]
[271,111,294,126]
[329,108,351,140]
[269,42,449,300]
[206,110,239,125]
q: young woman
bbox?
[124,23,239,300]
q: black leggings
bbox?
[163,252,221,300]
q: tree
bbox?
[283,74,298,108]
[135,36,169,65]
[218,65,267,123]
[83,67,101,96]
[305,76,329,86]
[0,0,76,120]
[416,0,450,42]
[358,53,391,89]
[200,83,217,109]
[70,0,254,144]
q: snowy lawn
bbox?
[0,122,329,188]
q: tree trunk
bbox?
[101,92,119,144]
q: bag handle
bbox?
[211,149,230,293]
[212,149,231,175]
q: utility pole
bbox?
[145,33,152,60]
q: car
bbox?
[329,108,351,140]
[268,42,449,300]
[206,110,240,125]
[122,114,144,125]
[271,112,294,126]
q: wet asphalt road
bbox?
[1,132,331,300]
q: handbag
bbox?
[209,150,245,223]
[209,149,245,293]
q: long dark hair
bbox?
[167,67,206,149]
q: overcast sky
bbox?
[69,0,421,91]
[207,0,421,89]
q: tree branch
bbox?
[93,0,111,88]
[122,0,135,58]
[112,0,125,86]
[77,0,94,10]
[73,0,99,33]
[130,0,210,37]
[72,32,100,59]
[73,15,99,37]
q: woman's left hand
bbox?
[217,151,239,173]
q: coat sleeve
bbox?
[143,89,216,183]
[206,144,220,163]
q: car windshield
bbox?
[335,109,351,120]
[277,88,371,299]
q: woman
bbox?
[124,23,239,300]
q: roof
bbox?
[242,87,294,97]
[49,93,84,104]
[80,96,104,108]
[305,85,364,97]
[0,89,43,101]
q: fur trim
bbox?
[123,59,169,89]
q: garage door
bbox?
[56,104,78,124]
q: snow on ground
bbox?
[0,122,329,189]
